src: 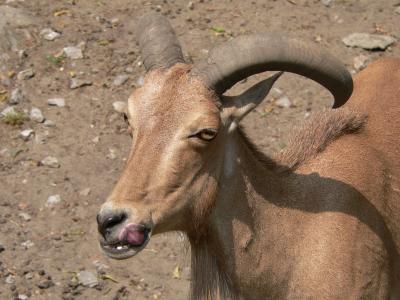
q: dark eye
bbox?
[123,113,129,124]
[190,128,218,141]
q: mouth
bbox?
[100,224,151,260]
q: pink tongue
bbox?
[119,224,145,246]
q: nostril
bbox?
[97,211,127,238]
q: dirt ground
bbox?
[0,0,399,299]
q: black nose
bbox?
[97,211,127,239]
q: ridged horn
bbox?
[192,34,353,108]
[137,12,185,71]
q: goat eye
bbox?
[192,129,218,141]
[123,113,129,124]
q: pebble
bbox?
[19,129,34,141]
[92,260,109,273]
[17,69,35,80]
[37,279,54,289]
[113,74,129,86]
[30,107,45,123]
[79,188,91,197]
[108,148,117,160]
[18,212,32,221]
[44,119,56,127]
[187,1,194,10]
[9,88,25,105]
[21,240,34,249]
[112,101,127,113]
[47,98,65,107]
[5,275,15,284]
[63,46,83,59]
[275,96,292,108]
[321,0,333,6]
[353,54,369,71]
[17,295,29,300]
[1,106,16,117]
[40,28,60,41]
[24,272,34,280]
[342,33,396,50]
[40,156,60,168]
[77,271,99,288]
[70,78,92,89]
[46,194,62,206]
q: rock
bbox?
[40,156,60,168]
[30,107,45,123]
[0,6,37,52]
[44,119,56,127]
[275,96,292,108]
[1,106,16,117]
[108,148,117,160]
[37,279,54,289]
[321,0,333,6]
[47,98,65,107]
[9,88,25,104]
[92,136,100,143]
[21,240,34,249]
[112,101,127,113]
[63,46,83,59]
[40,28,60,41]
[187,1,195,10]
[17,295,29,300]
[125,66,134,73]
[353,54,369,71]
[113,74,129,86]
[342,33,396,50]
[70,78,92,89]
[24,272,33,279]
[5,275,15,284]
[79,188,91,197]
[19,129,34,141]
[0,243,5,252]
[18,212,31,221]
[77,271,99,288]
[17,68,35,80]
[92,260,109,273]
[46,194,62,206]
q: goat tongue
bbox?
[119,224,146,246]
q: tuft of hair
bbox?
[277,107,367,169]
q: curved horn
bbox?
[137,13,185,71]
[192,34,353,108]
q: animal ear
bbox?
[222,72,283,129]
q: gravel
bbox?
[70,78,92,89]
[77,271,99,288]
[30,107,45,123]
[46,194,62,206]
[113,74,129,86]
[342,33,396,50]
[63,46,83,59]
[47,98,65,107]
[112,101,127,113]
[40,156,60,168]
[17,68,35,80]
[19,129,34,141]
[40,28,60,41]
[9,88,25,104]
[275,96,292,108]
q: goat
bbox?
[97,13,400,299]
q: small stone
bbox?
[92,136,100,143]
[70,78,92,89]
[20,129,34,141]
[40,28,61,41]
[275,96,292,108]
[77,271,99,288]
[17,69,35,80]
[113,74,129,86]
[342,33,396,50]
[112,101,127,113]
[321,0,333,6]
[24,272,34,279]
[17,295,29,300]
[40,156,60,168]
[18,212,32,221]
[107,148,117,160]
[21,240,34,249]
[353,54,369,71]
[44,120,56,127]
[1,106,16,117]
[30,107,45,123]
[5,275,15,284]
[47,98,65,107]
[63,46,83,59]
[79,188,91,197]
[46,194,62,207]
[125,66,134,73]
[92,260,109,273]
[187,1,194,10]
[37,279,54,289]
[9,88,25,105]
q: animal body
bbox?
[97,13,400,299]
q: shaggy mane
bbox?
[239,108,367,171]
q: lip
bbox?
[100,228,151,260]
